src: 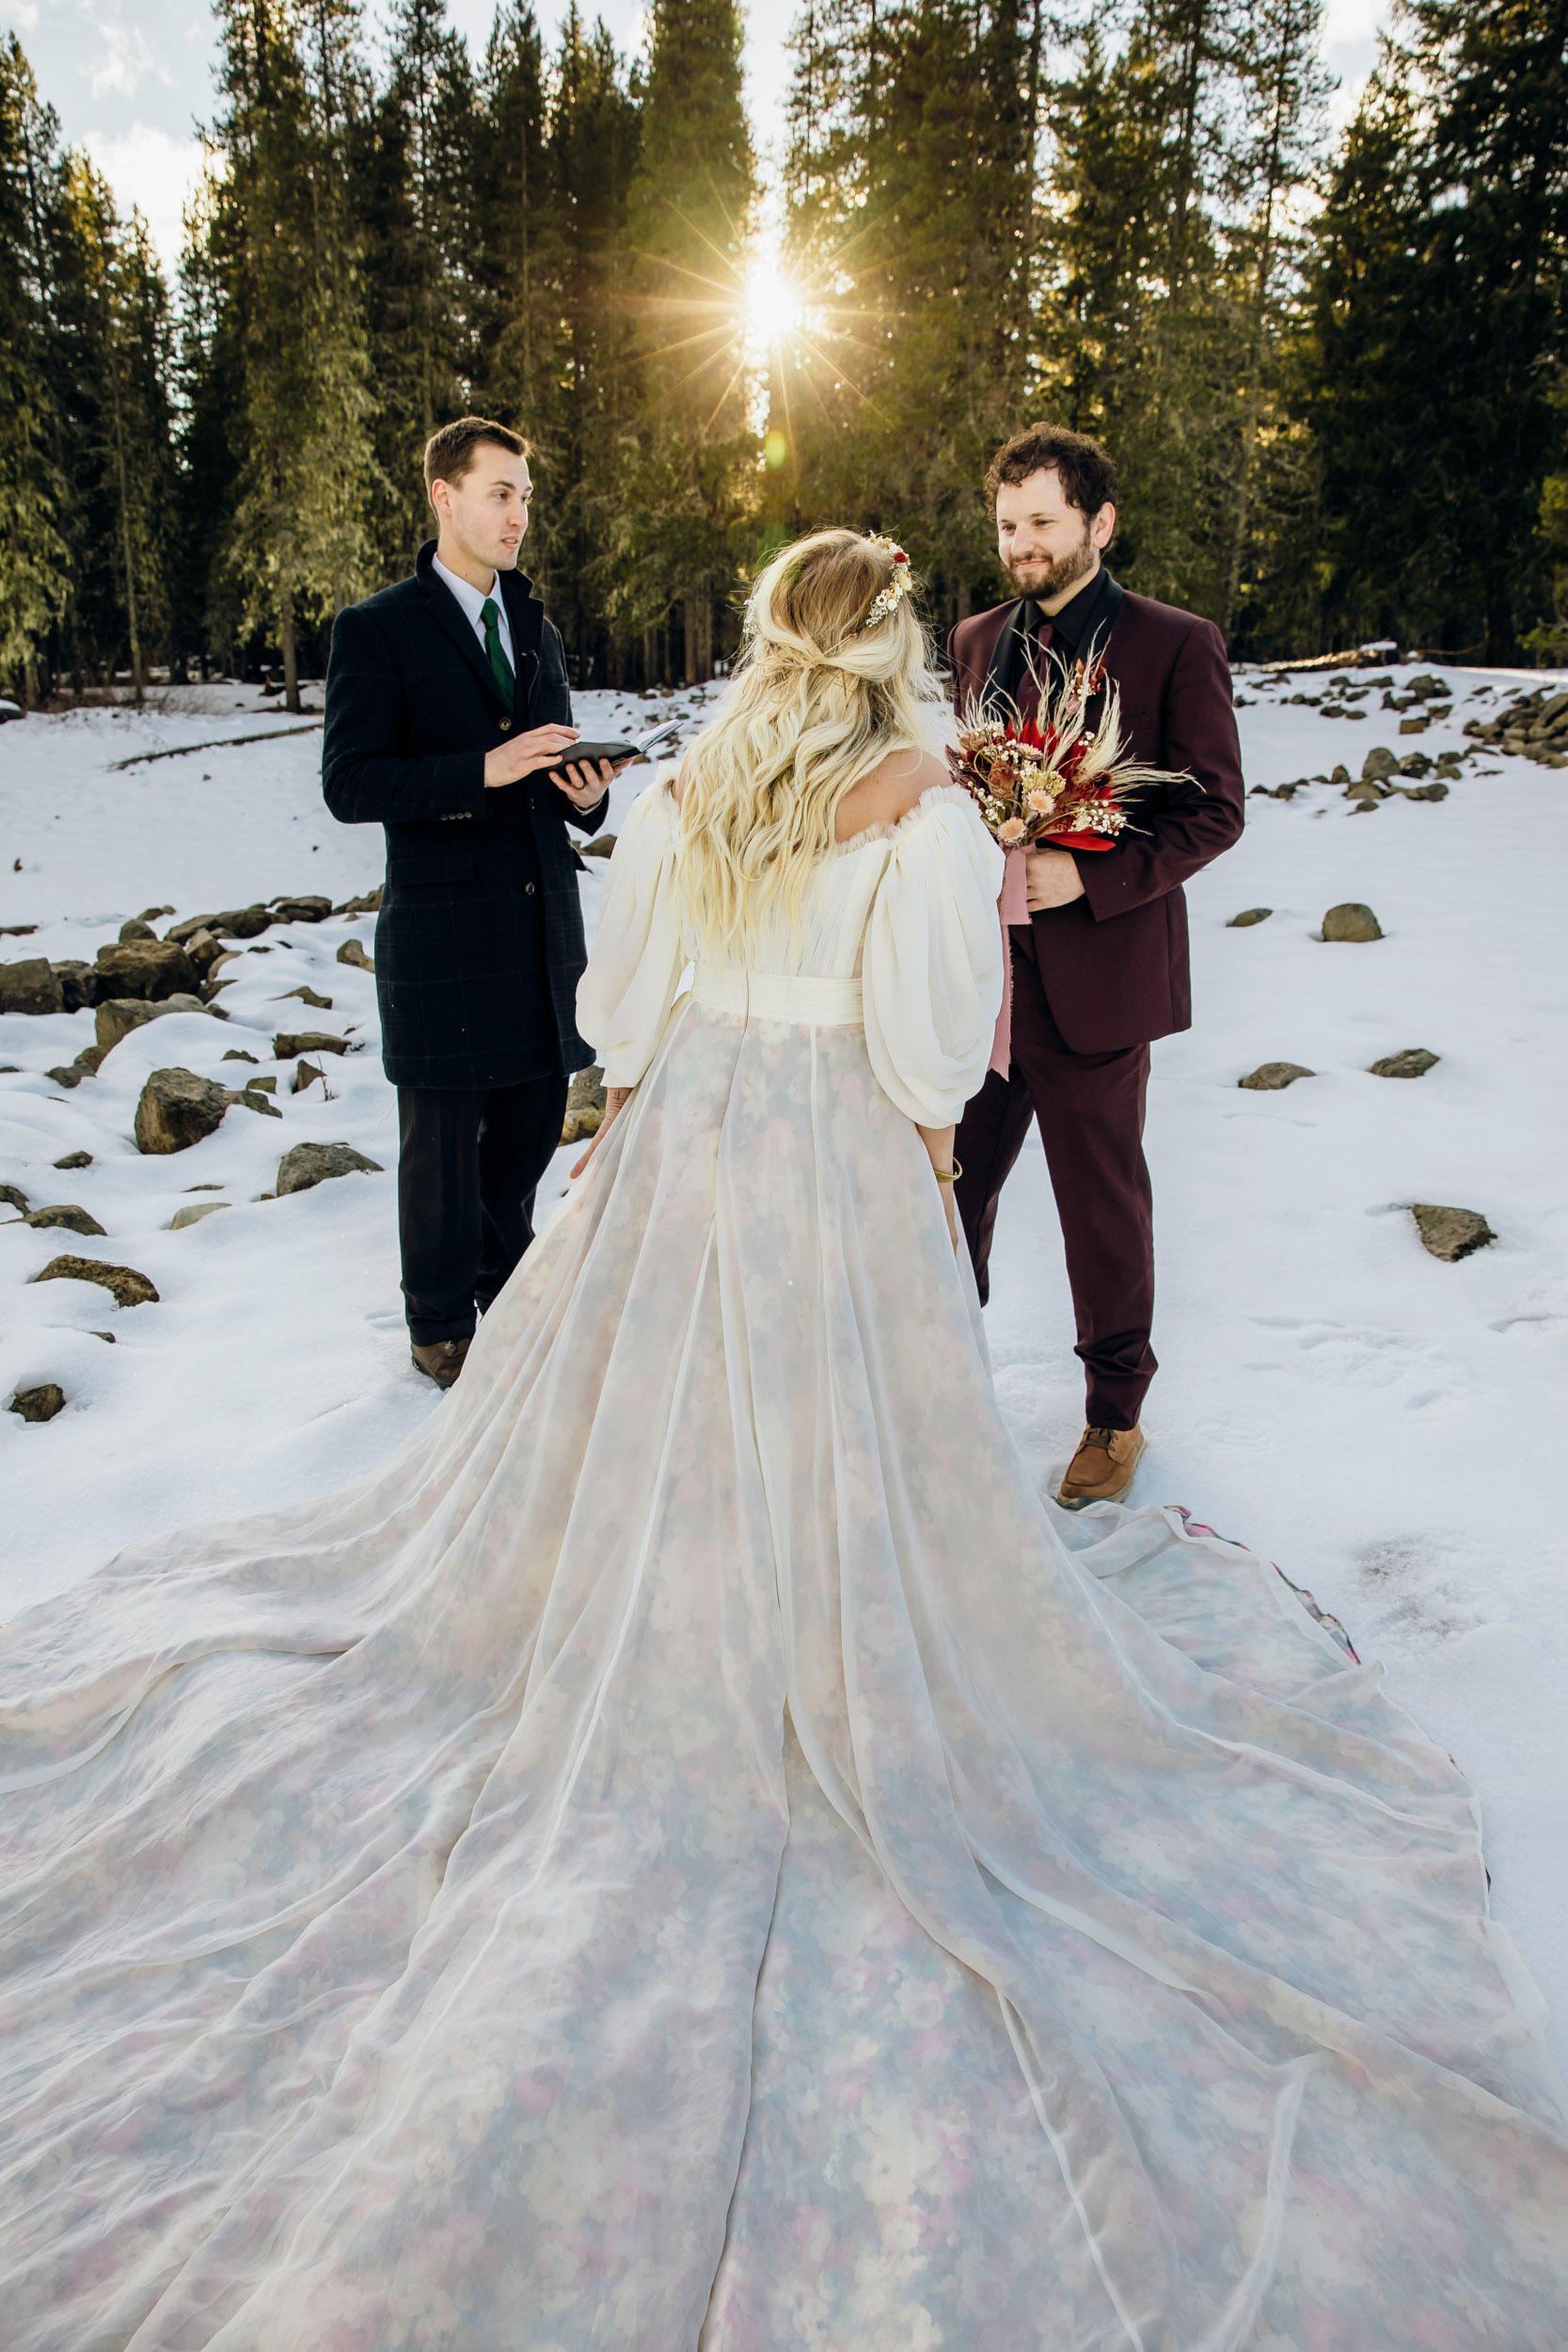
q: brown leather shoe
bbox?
[410,1336,471,1390]
[1056,1423,1145,1510]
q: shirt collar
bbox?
[1041,563,1113,656]
[432,549,499,628]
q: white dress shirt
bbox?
[433,550,516,671]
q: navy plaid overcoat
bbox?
[322,540,608,1089]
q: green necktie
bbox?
[480,596,515,707]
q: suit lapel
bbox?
[419,564,512,717]
[980,600,1027,720]
[500,571,543,723]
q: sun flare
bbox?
[743,262,806,352]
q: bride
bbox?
[3,530,1565,2351]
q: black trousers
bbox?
[397,1073,569,1345]
[954,946,1156,1433]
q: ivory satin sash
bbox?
[691,967,864,1027]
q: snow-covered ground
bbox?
[3,659,1566,2064]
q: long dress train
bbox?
[2,780,1565,2351]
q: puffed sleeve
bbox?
[862,788,1006,1125]
[575,774,688,1089]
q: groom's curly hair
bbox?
[985,424,1118,519]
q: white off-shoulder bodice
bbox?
[576,773,1006,1124]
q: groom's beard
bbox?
[1006,528,1096,605]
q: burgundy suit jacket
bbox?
[947,587,1244,1052]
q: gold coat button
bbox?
[498,717,512,732]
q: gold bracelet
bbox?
[934,1159,962,1186]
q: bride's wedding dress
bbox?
[3,779,1565,2351]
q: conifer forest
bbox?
[1,0,1564,709]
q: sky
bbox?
[3,0,1396,279]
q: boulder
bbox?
[1238,1062,1315,1091]
[221,1048,260,1064]
[276,1141,384,1195]
[277,984,332,1009]
[0,1181,28,1214]
[1227,908,1273,928]
[336,938,374,972]
[47,1045,108,1089]
[1402,781,1449,802]
[95,993,211,1053]
[33,1254,158,1307]
[169,1200,231,1230]
[244,1073,277,1095]
[268,896,333,924]
[119,916,158,942]
[211,904,272,940]
[53,1149,92,1168]
[334,887,383,915]
[94,937,200,1001]
[24,1203,106,1236]
[134,1066,282,1154]
[273,1028,349,1058]
[10,1383,66,1422]
[292,1059,324,1093]
[1398,717,1429,737]
[1396,751,1433,777]
[165,912,219,946]
[1322,902,1383,942]
[52,960,100,1011]
[0,955,65,1015]
[1371,1048,1439,1079]
[578,834,616,861]
[182,928,228,975]
[1329,763,1352,786]
[1360,746,1399,783]
[562,1064,607,1144]
[1412,1204,1494,1263]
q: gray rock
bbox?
[165,912,219,945]
[277,984,332,1009]
[1396,751,1433,777]
[211,904,272,939]
[169,1200,232,1230]
[1401,781,1449,803]
[1227,908,1273,928]
[95,993,211,1053]
[562,1064,607,1143]
[336,938,374,973]
[33,1254,158,1307]
[10,1383,66,1422]
[292,1059,324,1094]
[244,1073,277,1095]
[1329,764,1352,786]
[334,887,383,915]
[94,937,200,1001]
[1238,1062,1315,1090]
[578,834,617,861]
[1371,1048,1439,1079]
[1322,902,1384,942]
[0,955,65,1015]
[221,1048,260,1064]
[182,929,228,975]
[1398,716,1429,737]
[24,1203,107,1237]
[1361,746,1399,783]
[119,916,158,942]
[134,1066,282,1154]
[273,1028,349,1058]
[0,1181,29,1214]
[268,896,333,924]
[276,1141,385,1195]
[1412,1204,1494,1263]
[52,960,100,1011]
[53,1149,92,1168]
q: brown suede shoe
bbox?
[410,1336,471,1390]
[1056,1423,1146,1510]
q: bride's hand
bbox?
[569,1086,632,1180]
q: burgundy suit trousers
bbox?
[955,941,1156,1431]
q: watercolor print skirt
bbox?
[3,998,1566,2351]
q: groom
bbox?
[950,423,1243,1507]
[324,417,617,1388]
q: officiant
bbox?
[324,418,617,1390]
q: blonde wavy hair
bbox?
[674,530,943,961]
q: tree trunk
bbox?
[280,583,300,713]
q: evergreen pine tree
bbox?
[0,37,68,701]
[626,0,756,680]
[469,3,555,439]
[208,0,379,708]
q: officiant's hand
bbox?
[551,757,621,809]
[1024,846,1086,911]
[484,723,583,788]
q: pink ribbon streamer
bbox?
[989,846,1029,1079]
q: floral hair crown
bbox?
[863,532,911,628]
